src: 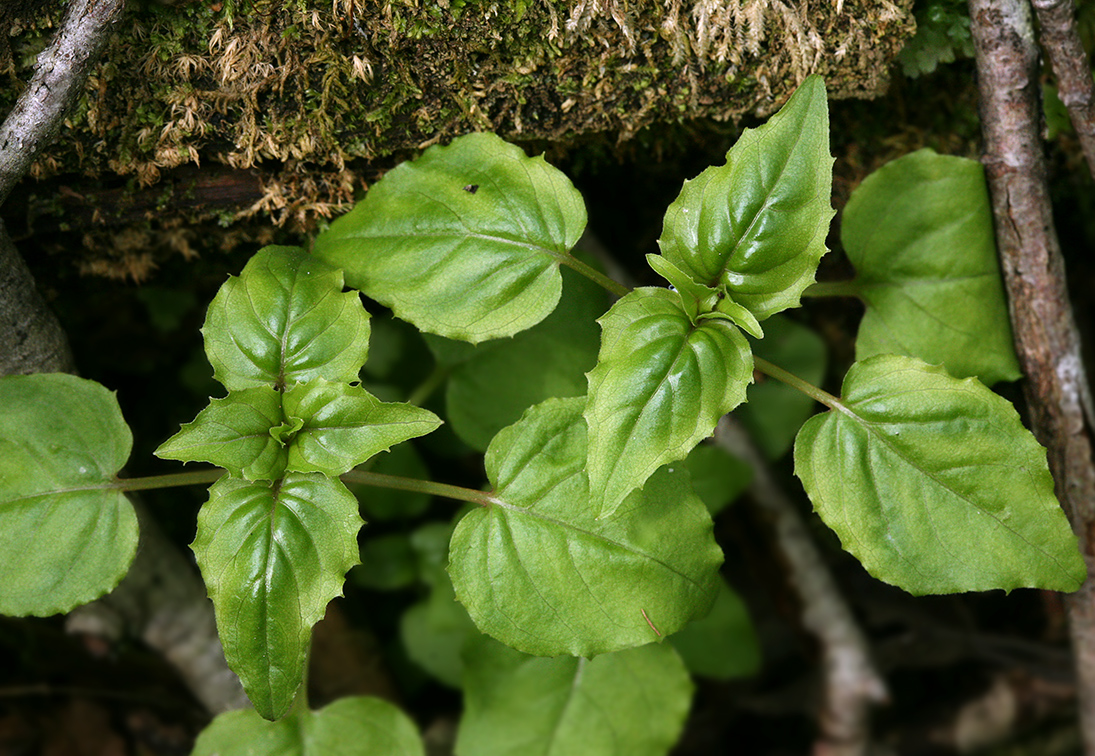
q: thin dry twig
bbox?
[1032,0,1095,180]
[0,0,126,207]
[715,417,889,756]
[968,0,1095,749]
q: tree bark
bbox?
[968,1,1095,750]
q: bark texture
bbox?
[1032,0,1095,180]
[968,0,1095,749]
[0,0,126,206]
[716,418,888,756]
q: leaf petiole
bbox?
[560,254,630,298]
[753,356,842,410]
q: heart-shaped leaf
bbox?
[795,354,1085,595]
[192,697,424,755]
[193,473,363,720]
[657,75,834,320]
[203,246,371,391]
[312,132,587,343]
[456,637,692,756]
[841,149,1021,385]
[0,374,138,616]
[448,397,723,657]
[585,288,752,518]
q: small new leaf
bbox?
[658,75,834,320]
[282,379,442,477]
[585,288,753,518]
[795,355,1085,595]
[448,397,723,657]
[312,132,587,343]
[193,474,363,720]
[203,246,371,391]
[0,374,138,616]
[155,387,288,480]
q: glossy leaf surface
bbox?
[155,387,288,480]
[456,638,692,756]
[192,697,424,756]
[312,132,586,343]
[585,288,752,518]
[795,355,1084,595]
[658,75,833,320]
[282,380,442,477]
[669,578,761,680]
[449,398,723,657]
[193,474,363,720]
[203,246,371,390]
[738,315,827,460]
[446,266,605,451]
[842,149,1021,385]
[0,374,138,616]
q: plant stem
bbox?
[406,363,451,407]
[341,469,499,507]
[803,280,861,298]
[111,469,225,492]
[561,254,631,298]
[753,356,841,409]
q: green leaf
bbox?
[192,697,424,756]
[669,578,761,680]
[585,288,753,518]
[203,246,371,391]
[738,314,828,460]
[657,75,834,320]
[0,374,138,616]
[401,574,479,688]
[312,132,587,343]
[155,387,288,480]
[193,474,363,720]
[449,397,723,657]
[446,266,606,451]
[456,637,692,756]
[645,253,716,322]
[351,533,418,591]
[282,380,442,476]
[841,149,1021,385]
[683,443,752,516]
[794,354,1085,595]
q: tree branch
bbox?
[0,0,126,208]
[968,0,1095,749]
[1032,0,1095,180]
[715,417,889,756]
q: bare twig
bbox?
[715,417,889,756]
[1032,0,1095,180]
[968,0,1095,750]
[0,0,126,207]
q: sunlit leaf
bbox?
[0,374,138,616]
[585,288,752,518]
[192,697,424,755]
[841,149,1021,385]
[312,132,587,343]
[193,474,363,720]
[658,75,833,320]
[155,387,287,480]
[456,637,692,756]
[282,380,442,477]
[203,246,371,391]
[449,397,723,657]
[795,355,1084,595]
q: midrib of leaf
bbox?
[830,393,1066,569]
[545,657,588,756]
[721,121,814,278]
[490,480,706,588]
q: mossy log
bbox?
[2,0,914,276]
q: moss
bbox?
[5,0,913,274]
